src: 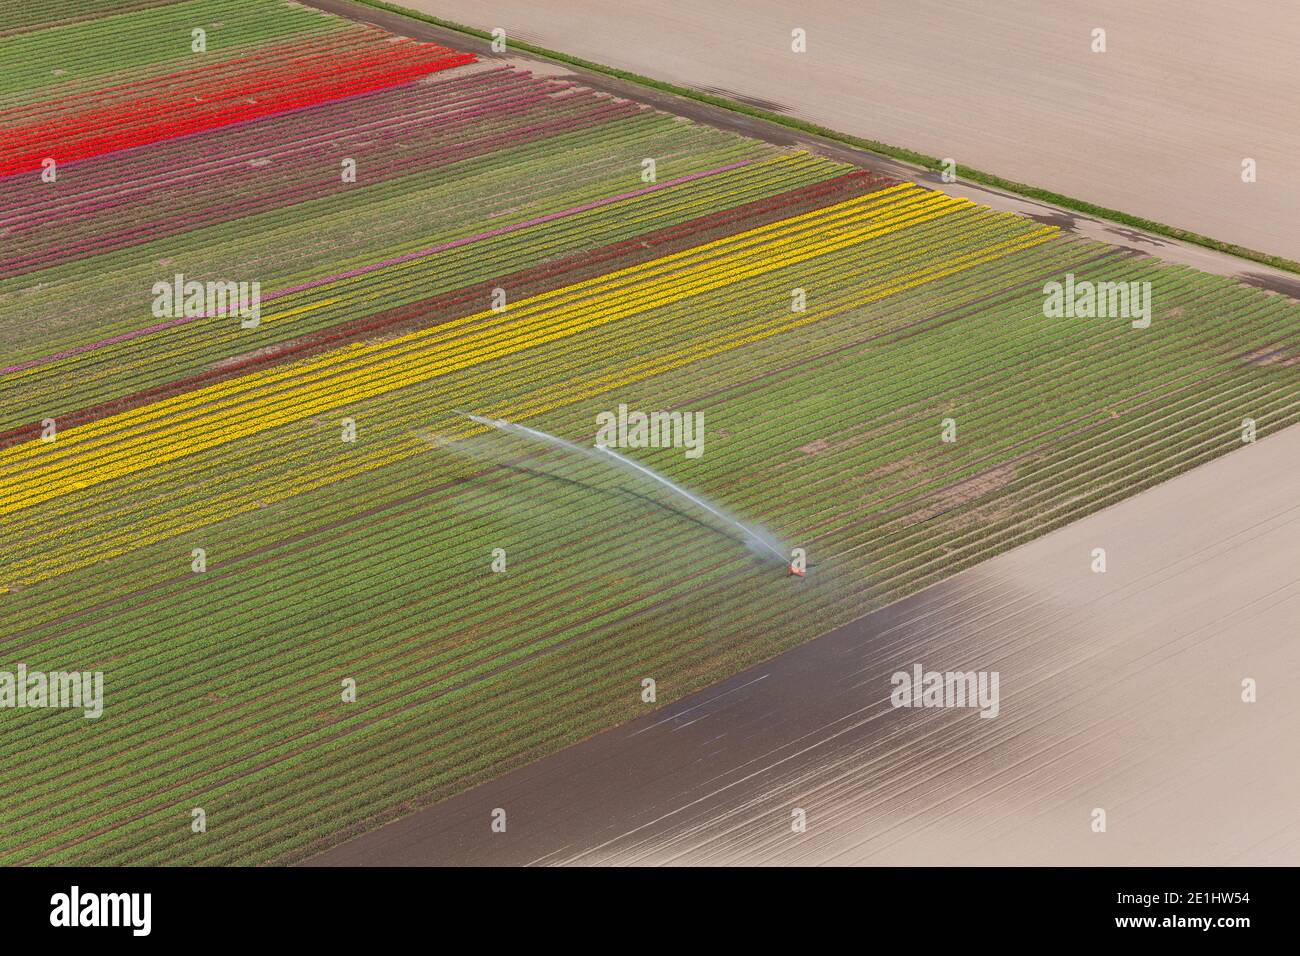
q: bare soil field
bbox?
[403,0,1300,262]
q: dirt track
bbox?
[310,424,1300,866]
[391,0,1300,264]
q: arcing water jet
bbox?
[452,412,795,572]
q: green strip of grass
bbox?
[348,0,1300,277]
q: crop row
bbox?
[0,149,840,428]
[0,113,783,378]
[0,75,641,275]
[0,186,986,506]
[0,0,178,37]
[0,35,474,176]
[0,200,1057,589]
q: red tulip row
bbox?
[0,78,635,277]
[0,34,474,178]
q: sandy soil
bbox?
[310,423,1300,866]
[399,0,1300,263]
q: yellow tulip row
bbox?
[0,183,963,515]
[1,205,1054,586]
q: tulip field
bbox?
[1,0,1298,865]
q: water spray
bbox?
[450,412,799,574]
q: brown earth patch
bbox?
[903,461,1019,527]
[789,417,900,462]
[1242,345,1300,367]
[865,453,929,483]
